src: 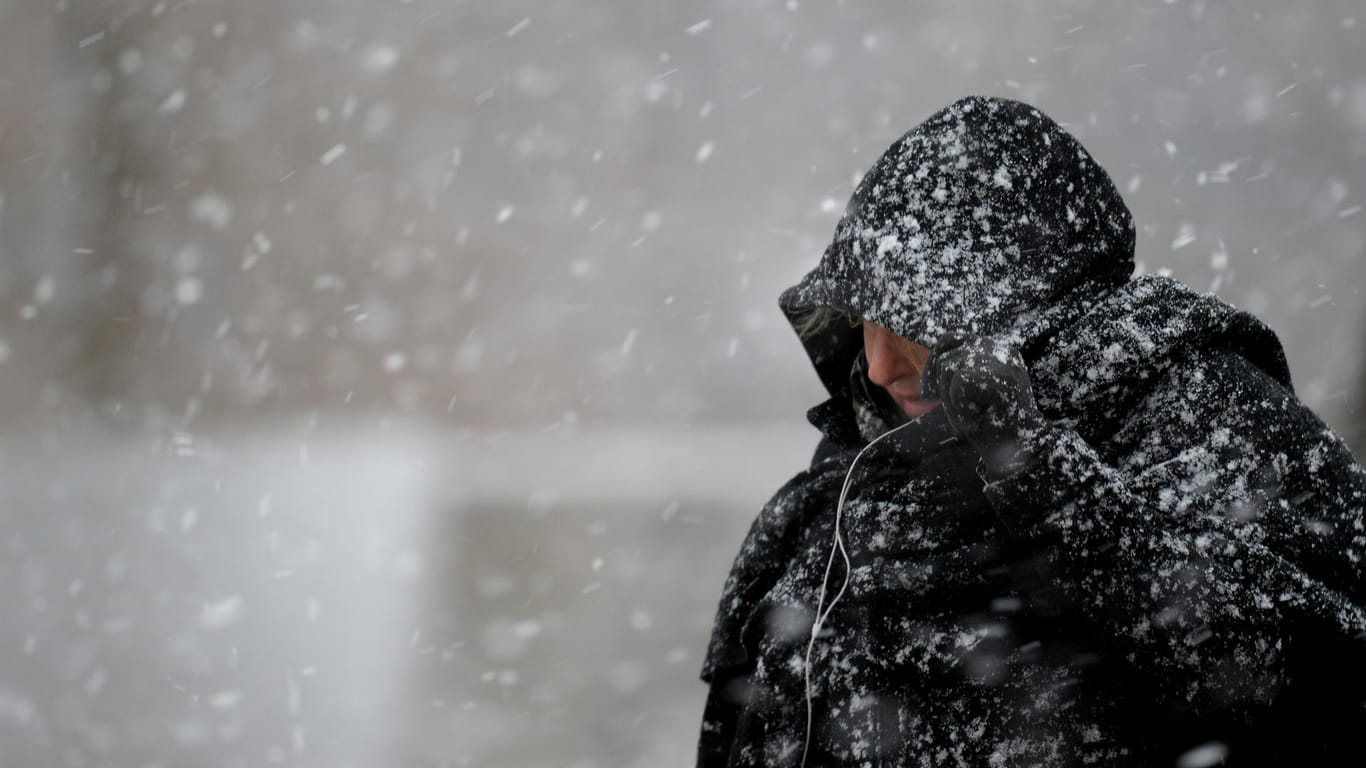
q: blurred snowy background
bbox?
[1,0,1364,766]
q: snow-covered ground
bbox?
[0,424,815,767]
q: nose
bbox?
[863,323,919,388]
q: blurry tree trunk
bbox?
[0,4,146,427]
[56,5,148,423]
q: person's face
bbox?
[862,322,941,418]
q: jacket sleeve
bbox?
[980,348,1366,714]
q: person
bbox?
[696,95,1366,767]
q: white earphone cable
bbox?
[800,416,918,768]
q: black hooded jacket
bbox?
[697,97,1366,767]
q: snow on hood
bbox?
[780,96,1290,442]
[782,96,1134,349]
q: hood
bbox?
[781,96,1290,446]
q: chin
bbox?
[900,399,941,418]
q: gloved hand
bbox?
[921,334,1048,481]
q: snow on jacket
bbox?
[697,96,1366,767]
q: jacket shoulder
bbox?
[1110,346,1320,470]
[1110,346,1366,598]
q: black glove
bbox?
[921,334,1047,481]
